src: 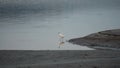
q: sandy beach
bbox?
[0,50,120,68]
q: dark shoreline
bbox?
[0,50,120,68]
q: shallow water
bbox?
[0,0,120,50]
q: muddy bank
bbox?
[69,29,120,49]
[0,50,120,68]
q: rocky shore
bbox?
[69,29,120,49]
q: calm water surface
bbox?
[0,0,120,50]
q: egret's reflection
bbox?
[58,41,65,48]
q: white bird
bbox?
[58,32,64,38]
[58,32,64,42]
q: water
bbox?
[0,0,120,50]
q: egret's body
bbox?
[58,32,64,42]
[58,33,64,38]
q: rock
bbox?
[69,29,120,49]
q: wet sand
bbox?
[0,50,120,68]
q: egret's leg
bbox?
[61,38,64,42]
[59,38,61,42]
